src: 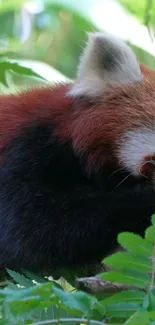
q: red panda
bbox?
[0,32,155,276]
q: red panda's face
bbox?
[110,70,155,181]
[69,33,155,181]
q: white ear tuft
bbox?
[68,32,142,97]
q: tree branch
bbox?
[75,276,143,294]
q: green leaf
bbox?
[53,286,105,317]
[101,269,150,288]
[6,283,19,291]
[151,215,155,226]
[6,269,33,288]
[32,281,58,298]
[103,252,151,272]
[0,60,46,87]
[124,311,152,325]
[103,290,145,305]
[106,302,140,318]
[143,291,155,311]
[0,281,55,303]
[125,310,155,325]
[24,271,48,284]
[3,302,18,325]
[119,0,155,28]
[118,232,152,257]
[145,226,155,243]
[9,297,41,315]
[46,305,69,323]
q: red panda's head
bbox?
[67,32,155,181]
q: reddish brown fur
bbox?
[69,64,155,169]
[0,84,74,152]
[0,64,155,171]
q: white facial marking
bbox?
[119,129,155,175]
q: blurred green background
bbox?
[0,0,155,90]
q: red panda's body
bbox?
[2,69,155,169]
[0,85,73,152]
[0,33,155,276]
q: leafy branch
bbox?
[1,215,155,324]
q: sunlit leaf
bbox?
[103,252,151,272]
[118,232,152,257]
[0,60,46,86]
[101,269,150,288]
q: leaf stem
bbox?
[30,318,106,325]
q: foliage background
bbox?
[0,0,155,89]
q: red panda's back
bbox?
[0,84,73,152]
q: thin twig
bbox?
[31,318,106,325]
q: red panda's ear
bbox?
[68,32,142,98]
